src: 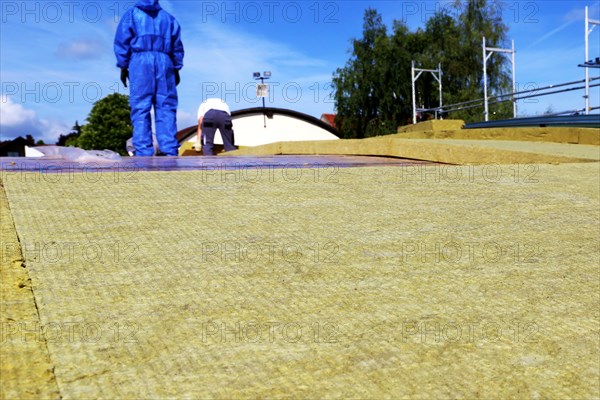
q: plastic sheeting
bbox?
[24,146,122,162]
[3,155,432,173]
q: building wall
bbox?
[184,113,339,146]
[0,138,28,157]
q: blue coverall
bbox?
[114,0,184,156]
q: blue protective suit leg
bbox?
[129,52,179,156]
[154,55,179,156]
[129,53,156,157]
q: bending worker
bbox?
[196,98,237,156]
[114,0,184,157]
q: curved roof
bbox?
[176,107,338,143]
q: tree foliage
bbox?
[75,93,132,155]
[332,9,389,138]
[332,0,512,138]
[56,121,82,146]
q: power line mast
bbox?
[411,61,442,124]
[482,37,516,121]
[584,6,600,115]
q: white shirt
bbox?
[197,98,230,119]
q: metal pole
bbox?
[412,60,417,124]
[512,39,517,118]
[261,77,266,127]
[585,6,590,115]
[439,63,443,120]
[483,36,489,121]
[261,78,265,109]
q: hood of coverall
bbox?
[136,0,162,13]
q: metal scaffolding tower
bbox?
[584,6,600,114]
[482,37,516,121]
[411,61,442,124]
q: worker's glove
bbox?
[174,69,181,86]
[193,139,202,152]
[120,68,129,88]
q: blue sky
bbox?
[1,0,599,144]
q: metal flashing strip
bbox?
[464,114,600,129]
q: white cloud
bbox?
[563,1,600,23]
[0,95,36,127]
[177,22,335,118]
[528,2,600,49]
[56,37,107,60]
[0,96,69,143]
[37,119,72,143]
[527,20,576,49]
[185,20,327,75]
[177,109,198,129]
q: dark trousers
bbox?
[202,109,237,155]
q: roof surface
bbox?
[1,132,599,398]
[2,161,598,398]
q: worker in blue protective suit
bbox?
[114,0,184,156]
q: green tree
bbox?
[76,93,132,155]
[417,12,462,116]
[332,8,389,138]
[332,0,513,137]
[375,20,414,132]
[453,0,511,120]
[57,121,83,146]
[398,23,428,123]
